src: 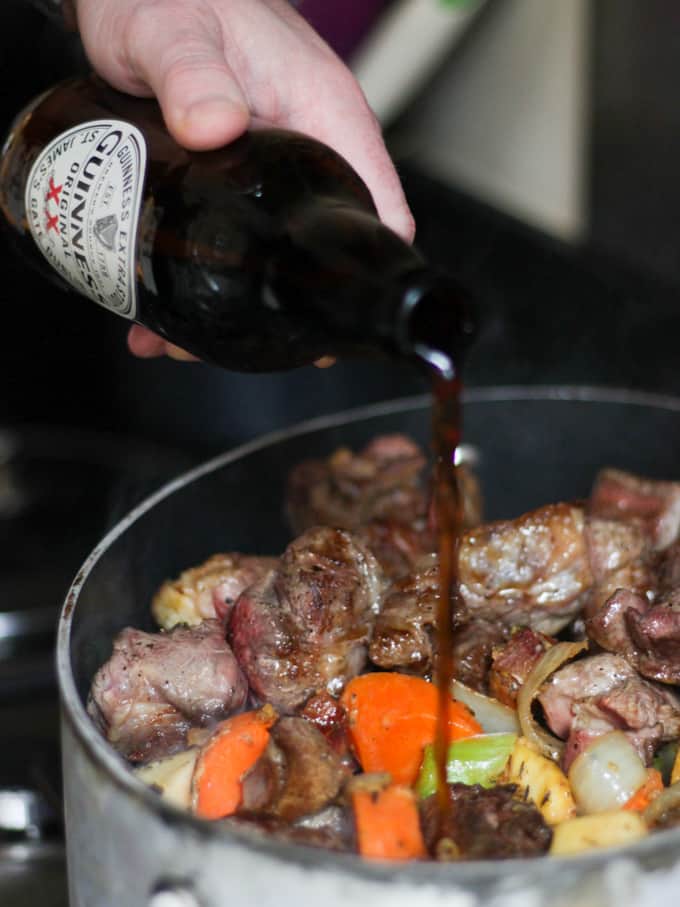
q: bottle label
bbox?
[25,120,147,319]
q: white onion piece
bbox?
[569,731,647,814]
[517,640,588,761]
[451,680,520,734]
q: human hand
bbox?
[73,0,414,363]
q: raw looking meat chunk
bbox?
[88,620,248,763]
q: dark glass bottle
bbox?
[0,75,469,373]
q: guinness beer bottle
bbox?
[0,75,469,373]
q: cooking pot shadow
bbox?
[58,386,680,907]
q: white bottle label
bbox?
[25,120,147,319]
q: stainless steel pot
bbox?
[57,386,680,907]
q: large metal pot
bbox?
[57,386,680,907]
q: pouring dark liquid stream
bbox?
[431,367,465,851]
[410,277,472,853]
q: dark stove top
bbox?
[0,428,196,906]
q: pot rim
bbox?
[56,384,680,886]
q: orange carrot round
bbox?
[340,673,482,786]
[192,706,276,820]
[352,784,427,861]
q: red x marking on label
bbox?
[45,211,59,233]
[46,177,63,206]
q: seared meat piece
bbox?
[581,516,656,622]
[590,468,680,551]
[369,563,438,674]
[286,435,484,580]
[151,553,278,630]
[538,653,680,767]
[88,620,247,763]
[585,589,649,657]
[489,628,556,708]
[286,434,429,534]
[626,594,680,684]
[421,784,552,860]
[240,717,348,821]
[225,805,355,853]
[367,562,505,688]
[228,527,384,712]
[586,586,680,685]
[355,520,435,580]
[659,539,680,593]
[459,503,593,635]
[581,559,656,623]
[451,619,508,692]
[585,518,648,580]
[299,691,352,758]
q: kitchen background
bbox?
[2,1,680,903]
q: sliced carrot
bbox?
[623,767,664,812]
[192,705,277,820]
[353,784,427,861]
[340,673,482,786]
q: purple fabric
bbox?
[298,0,391,60]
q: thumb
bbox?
[123,10,250,149]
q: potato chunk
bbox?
[550,811,648,856]
[134,747,199,809]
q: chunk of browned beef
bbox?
[151,552,278,629]
[367,562,505,689]
[299,691,352,758]
[286,435,429,534]
[586,584,680,685]
[585,589,649,657]
[228,527,384,712]
[658,539,680,593]
[580,515,657,624]
[459,503,593,635]
[420,784,552,860]
[286,435,482,580]
[354,520,435,580]
[451,619,509,692]
[87,620,247,763]
[488,627,556,708]
[240,717,348,821]
[626,594,680,684]
[369,563,438,674]
[590,468,680,551]
[538,653,680,768]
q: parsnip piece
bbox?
[671,746,680,786]
[504,736,576,825]
[152,583,203,630]
[550,810,648,856]
[135,747,199,809]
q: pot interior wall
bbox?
[68,390,680,704]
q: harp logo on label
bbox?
[26,120,147,319]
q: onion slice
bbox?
[516,640,588,761]
[568,731,647,814]
[451,680,520,734]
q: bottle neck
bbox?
[269,203,474,375]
